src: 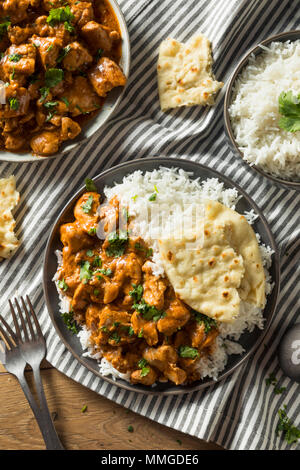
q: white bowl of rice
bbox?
[224,31,300,190]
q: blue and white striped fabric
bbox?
[0,0,299,450]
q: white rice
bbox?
[55,167,274,382]
[229,40,300,181]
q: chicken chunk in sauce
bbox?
[0,0,126,156]
[56,187,220,387]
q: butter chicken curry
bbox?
[56,183,219,387]
[0,0,126,155]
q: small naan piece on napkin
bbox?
[205,200,266,309]
[157,34,223,111]
[0,175,20,261]
[158,220,245,323]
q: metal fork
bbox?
[0,296,64,450]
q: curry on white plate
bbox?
[0,0,127,156]
[53,167,274,387]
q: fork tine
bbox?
[14,298,29,342]
[25,296,43,337]
[0,318,15,349]
[9,299,22,340]
[20,296,36,339]
[0,314,18,344]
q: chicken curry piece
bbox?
[57,188,219,386]
[0,0,126,156]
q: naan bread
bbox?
[158,220,245,323]
[205,200,266,309]
[157,34,223,111]
[0,175,20,261]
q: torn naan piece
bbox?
[157,34,223,111]
[205,200,266,309]
[0,175,20,261]
[158,220,245,323]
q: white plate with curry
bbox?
[0,0,130,162]
[43,157,280,395]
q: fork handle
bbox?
[32,368,64,450]
[18,371,64,450]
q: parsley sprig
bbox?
[278,91,300,132]
[276,405,300,445]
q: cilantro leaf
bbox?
[129,284,143,303]
[85,178,97,192]
[45,68,64,88]
[81,195,94,213]
[178,345,199,359]
[106,230,128,257]
[79,260,93,283]
[192,311,217,333]
[61,311,80,334]
[47,6,74,26]
[276,405,300,445]
[278,91,300,132]
[0,20,11,40]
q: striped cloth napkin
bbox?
[0,0,299,450]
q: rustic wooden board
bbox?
[0,366,222,450]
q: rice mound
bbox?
[229,40,300,181]
[55,167,274,383]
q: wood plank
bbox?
[0,368,222,450]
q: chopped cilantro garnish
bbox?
[97,268,112,277]
[276,405,300,445]
[39,86,49,101]
[138,358,150,375]
[61,96,69,107]
[192,311,217,333]
[133,298,165,322]
[81,195,94,213]
[178,345,199,359]
[85,178,97,192]
[64,21,75,33]
[45,68,64,88]
[106,230,128,258]
[148,193,157,201]
[134,242,153,258]
[129,284,143,303]
[110,332,120,344]
[43,100,58,109]
[88,227,96,235]
[57,44,71,63]
[128,326,134,336]
[138,328,143,338]
[61,311,80,334]
[47,6,74,26]
[86,249,94,257]
[57,278,68,292]
[93,289,100,296]
[0,20,11,40]
[81,404,87,413]
[265,373,277,387]
[278,91,300,132]
[79,260,93,283]
[8,97,19,111]
[92,256,102,267]
[9,54,22,62]
[127,425,134,433]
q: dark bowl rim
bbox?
[42,156,281,396]
[224,29,300,191]
[0,0,131,164]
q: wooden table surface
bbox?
[0,361,222,450]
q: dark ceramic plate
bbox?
[43,157,280,395]
[224,30,300,191]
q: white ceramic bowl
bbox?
[0,0,131,163]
